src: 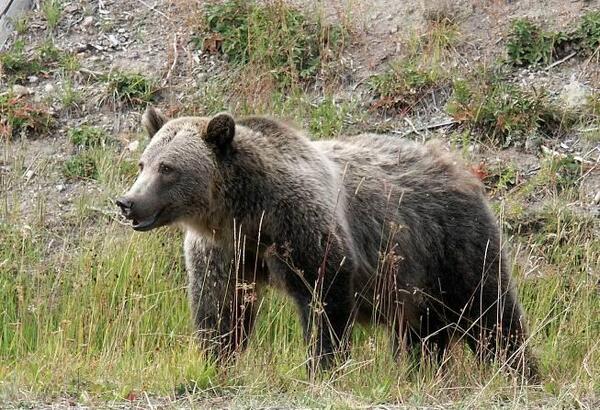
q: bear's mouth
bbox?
[132,207,165,231]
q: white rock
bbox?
[594,191,600,205]
[44,83,55,93]
[28,75,39,83]
[12,84,31,96]
[56,184,65,192]
[561,79,590,109]
[127,140,140,152]
[82,16,94,28]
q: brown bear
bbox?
[116,106,538,380]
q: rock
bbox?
[12,84,32,96]
[525,134,543,153]
[594,191,600,205]
[56,184,66,192]
[44,83,55,93]
[24,170,35,181]
[81,16,94,28]
[561,79,590,109]
[28,75,39,83]
[127,140,140,152]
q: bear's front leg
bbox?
[265,238,356,374]
[185,233,260,363]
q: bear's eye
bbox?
[159,163,173,174]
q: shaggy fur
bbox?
[117,107,538,380]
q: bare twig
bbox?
[545,52,577,71]
[393,119,458,138]
[540,145,596,166]
[134,0,172,21]
[162,33,179,86]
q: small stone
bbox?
[127,140,140,152]
[44,83,55,93]
[56,184,66,192]
[28,75,39,83]
[24,170,35,181]
[108,34,120,47]
[12,84,31,96]
[593,191,600,205]
[561,79,590,109]
[82,16,94,28]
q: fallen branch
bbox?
[393,119,458,138]
[134,0,172,21]
[162,33,179,86]
[545,52,577,71]
[540,145,597,167]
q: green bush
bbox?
[202,0,345,86]
[506,19,567,66]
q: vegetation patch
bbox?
[507,12,600,67]
[506,19,567,67]
[446,72,575,147]
[200,0,346,87]
[575,11,600,53]
[0,40,79,80]
[0,94,54,140]
[63,151,99,180]
[105,72,159,106]
[369,59,444,112]
[69,126,111,148]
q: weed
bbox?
[0,40,79,79]
[576,11,600,53]
[202,0,345,87]
[12,15,29,35]
[0,40,41,78]
[105,72,159,106]
[69,126,110,148]
[63,152,99,180]
[309,97,354,139]
[484,162,519,193]
[59,80,82,111]
[420,4,461,64]
[42,0,62,30]
[369,59,442,112]
[0,94,54,140]
[506,19,567,66]
[446,72,574,147]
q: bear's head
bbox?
[116,106,235,231]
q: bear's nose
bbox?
[116,197,134,216]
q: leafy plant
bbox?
[506,19,567,66]
[0,94,54,140]
[576,11,600,53]
[63,152,99,180]
[202,0,345,86]
[446,73,574,147]
[69,126,110,148]
[42,0,63,30]
[369,59,442,111]
[105,72,159,106]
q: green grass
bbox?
[446,70,576,147]
[41,0,62,30]
[105,72,159,106]
[0,39,80,80]
[1,123,599,407]
[69,126,111,148]
[200,0,346,87]
[0,94,54,140]
[506,19,567,67]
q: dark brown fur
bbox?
[117,107,539,380]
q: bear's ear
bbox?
[204,113,235,151]
[142,106,168,138]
